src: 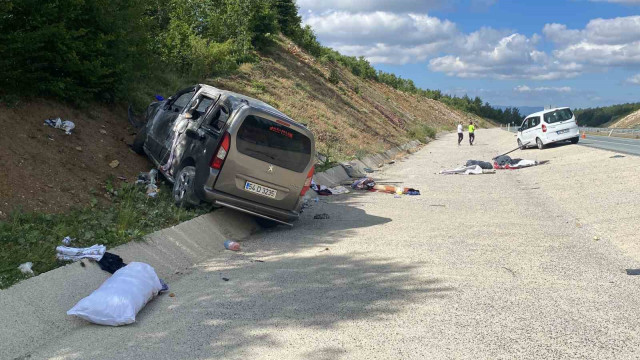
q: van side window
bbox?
[208,106,230,131]
[530,117,540,127]
[522,119,529,130]
[172,91,195,112]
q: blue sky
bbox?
[297,0,640,109]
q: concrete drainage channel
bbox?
[0,139,424,360]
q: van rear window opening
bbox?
[544,109,574,124]
[237,115,311,173]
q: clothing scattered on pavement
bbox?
[440,165,495,175]
[330,186,350,195]
[56,244,106,262]
[44,118,75,135]
[465,160,494,170]
[352,178,376,190]
[67,262,163,326]
[493,155,539,169]
[97,252,127,274]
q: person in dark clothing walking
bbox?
[468,121,475,146]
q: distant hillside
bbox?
[574,102,640,127]
[211,37,489,159]
[612,109,640,129]
[495,106,543,117]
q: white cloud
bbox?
[545,16,640,66]
[429,33,583,80]
[304,12,458,47]
[629,74,640,84]
[515,85,572,92]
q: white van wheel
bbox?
[536,138,545,150]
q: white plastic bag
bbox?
[67,262,162,326]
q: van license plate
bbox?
[557,129,569,135]
[244,181,277,199]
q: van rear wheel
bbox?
[570,136,579,144]
[536,137,545,150]
[173,166,199,208]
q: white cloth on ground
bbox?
[440,165,483,175]
[329,186,350,195]
[56,244,106,262]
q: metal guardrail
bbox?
[579,127,640,135]
[500,124,640,136]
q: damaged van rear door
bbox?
[213,109,314,211]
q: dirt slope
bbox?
[0,100,151,216]
[211,38,486,158]
[612,109,640,128]
[0,37,487,216]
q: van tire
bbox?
[132,123,148,155]
[536,137,545,150]
[255,217,279,228]
[173,166,199,208]
[570,137,579,144]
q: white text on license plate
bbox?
[557,129,569,134]
[244,181,277,198]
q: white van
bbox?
[517,107,580,150]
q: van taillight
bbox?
[211,132,231,170]
[300,167,315,196]
[542,124,547,133]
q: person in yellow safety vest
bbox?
[468,121,475,146]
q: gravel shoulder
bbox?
[18,128,640,360]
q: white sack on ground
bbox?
[67,262,163,326]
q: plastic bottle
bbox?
[224,240,241,251]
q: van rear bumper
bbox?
[202,187,300,224]
[543,126,580,144]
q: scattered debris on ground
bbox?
[626,269,640,276]
[62,236,74,246]
[440,165,495,175]
[611,155,625,158]
[314,213,330,220]
[136,169,159,197]
[465,160,494,170]
[109,160,120,169]
[44,118,75,135]
[224,240,241,251]
[222,277,230,281]
[18,262,34,275]
[56,244,106,262]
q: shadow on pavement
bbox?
[42,198,454,359]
